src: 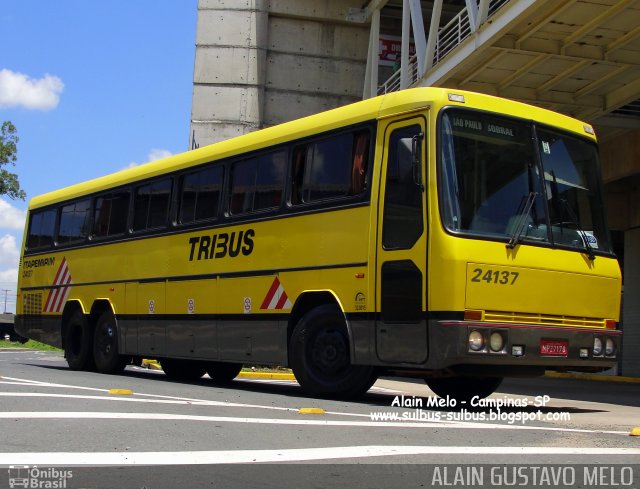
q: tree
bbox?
[0,121,26,200]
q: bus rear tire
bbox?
[206,362,242,384]
[289,304,377,399]
[93,310,128,374]
[64,310,95,371]
[160,358,206,381]
[425,376,503,402]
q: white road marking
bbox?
[0,410,631,436]
[1,445,639,466]
[0,375,632,437]
[0,376,299,413]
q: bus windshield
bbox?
[439,109,612,255]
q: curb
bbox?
[238,371,296,380]
[544,371,640,384]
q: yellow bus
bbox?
[16,87,621,400]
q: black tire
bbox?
[93,310,128,374]
[425,376,503,403]
[63,309,95,371]
[289,304,377,399]
[205,362,243,384]
[160,358,206,381]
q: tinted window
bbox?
[292,130,370,204]
[230,150,286,214]
[439,111,541,238]
[382,124,424,249]
[58,199,91,244]
[538,128,611,252]
[179,166,223,224]
[438,110,612,254]
[93,191,130,237]
[27,209,57,249]
[133,179,172,231]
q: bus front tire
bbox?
[289,304,377,399]
[160,358,206,381]
[93,310,128,374]
[425,376,503,403]
[63,310,95,371]
[206,362,242,384]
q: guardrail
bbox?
[378,0,510,95]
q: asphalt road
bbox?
[1,349,639,489]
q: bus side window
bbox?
[93,191,130,237]
[26,209,57,249]
[291,129,368,205]
[230,150,286,215]
[351,131,370,195]
[254,150,287,210]
[133,178,172,231]
[58,199,91,244]
[179,165,223,224]
[290,146,307,205]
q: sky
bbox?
[0,1,198,313]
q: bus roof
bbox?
[28,87,596,210]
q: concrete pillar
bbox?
[191,0,269,146]
[600,129,640,377]
[191,0,369,148]
[622,229,640,376]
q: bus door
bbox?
[375,117,428,364]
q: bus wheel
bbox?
[64,310,95,371]
[289,304,377,399]
[93,311,128,374]
[205,362,242,384]
[425,376,503,403]
[160,358,206,381]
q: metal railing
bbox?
[378,0,510,95]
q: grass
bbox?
[0,339,62,351]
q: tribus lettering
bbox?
[188,229,255,261]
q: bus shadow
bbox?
[118,368,611,415]
[15,362,613,416]
[498,377,640,408]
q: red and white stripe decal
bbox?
[44,258,72,313]
[260,277,292,310]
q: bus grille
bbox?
[22,292,43,330]
[483,310,606,328]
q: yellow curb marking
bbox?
[238,372,296,380]
[108,389,133,396]
[298,408,325,415]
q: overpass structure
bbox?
[191,0,640,376]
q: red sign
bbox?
[379,35,415,66]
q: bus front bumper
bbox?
[429,320,621,373]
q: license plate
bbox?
[540,339,568,356]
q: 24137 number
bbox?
[471,268,519,285]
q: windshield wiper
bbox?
[558,198,596,261]
[507,191,537,249]
[549,171,596,260]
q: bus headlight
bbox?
[468,330,484,351]
[593,337,603,356]
[605,337,616,356]
[489,332,504,352]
